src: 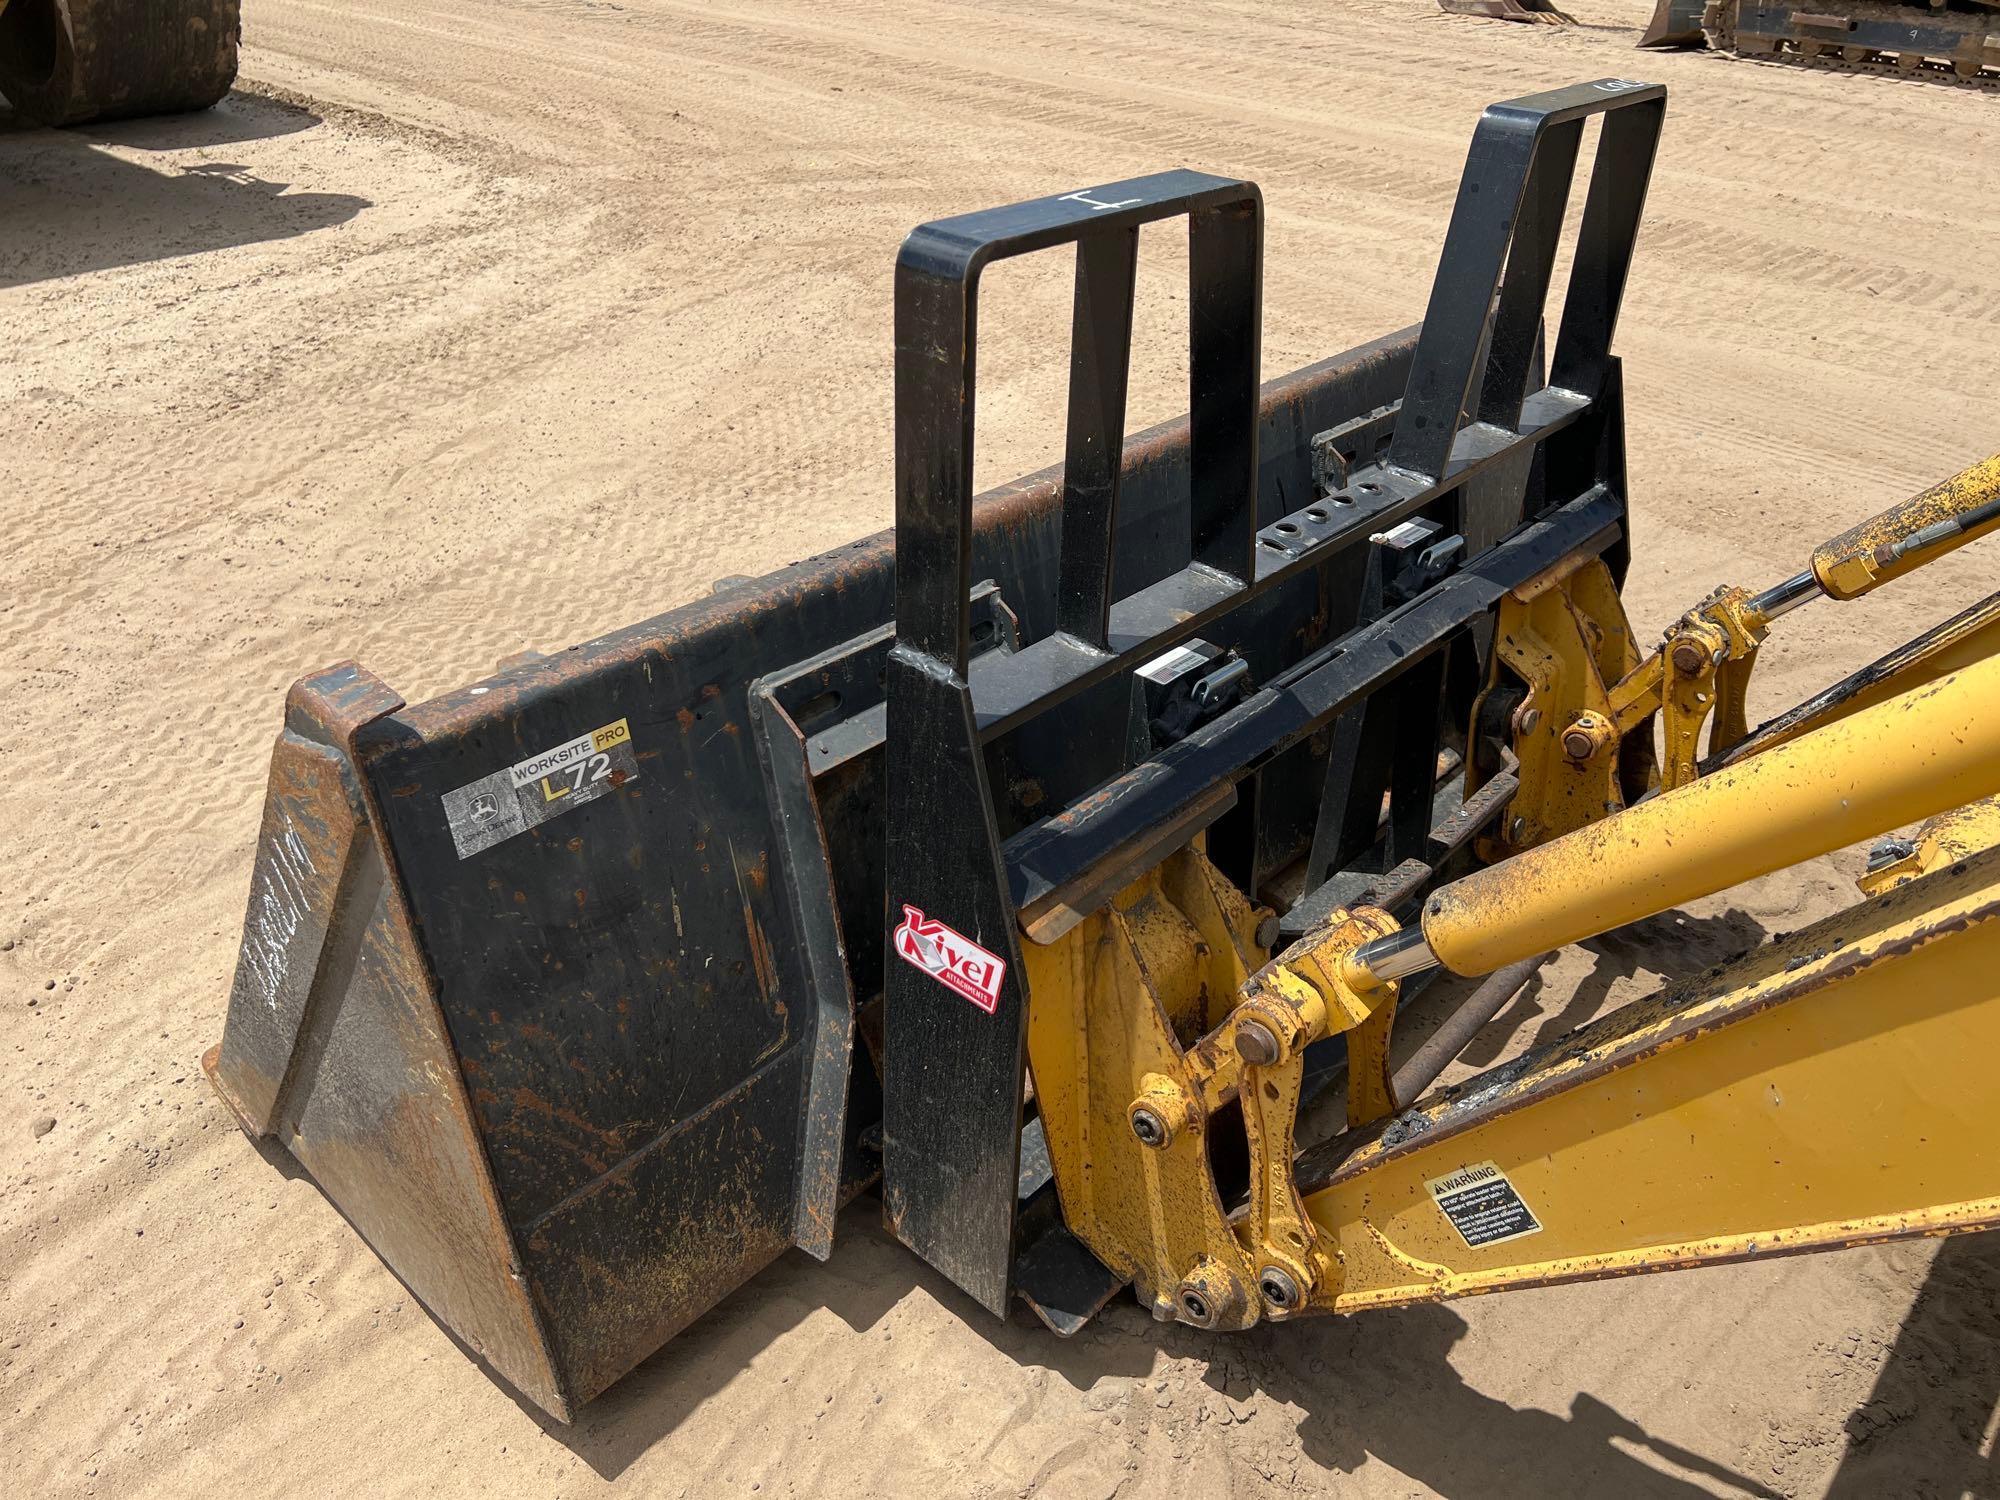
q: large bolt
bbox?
[1258,1266,1301,1313]
[1561,711,1615,762]
[1669,638,1707,676]
[1174,1256,1244,1331]
[1130,1075,1194,1149]
[1866,836,1917,873]
[1235,1017,1282,1067]
[1129,1105,1170,1149]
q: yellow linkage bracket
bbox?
[1487,454,2000,852]
[1299,654,2000,1311]
[1228,907,1399,1317]
[1019,842,1272,1330]
[1427,651,2000,975]
[1020,842,1408,1328]
[1022,454,2000,1332]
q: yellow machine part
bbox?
[1718,590,2000,769]
[1019,842,1271,1327]
[1016,453,2000,1335]
[1812,454,2000,601]
[1471,553,1649,849]
[1483,457,2000,849]
[1303,841,2000,1307]
[1859,795,2000,896]
[1424,650,2000,977]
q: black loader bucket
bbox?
[207,78,1664,1421]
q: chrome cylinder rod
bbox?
[1347,924,1439,985]
[1745,568,1819,622]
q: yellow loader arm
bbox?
[1309,825,2000,1307]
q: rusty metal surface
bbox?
[207,662,567,1419]
[1439,0,1575,20]
[283,864,569,1417]
[1638,0,1708,44]
[1708,0,2000,88]
[205,664,398,1136]
[0,0,241,127]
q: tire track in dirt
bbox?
[7,2,1999,1496]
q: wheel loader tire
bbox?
[0,0,240,127]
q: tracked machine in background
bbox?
[0,0,238,125]
[205,78,2000,1424]
[1639,0,2000,85]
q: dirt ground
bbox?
[6,0,2000,1494]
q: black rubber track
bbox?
[0,0,239,126]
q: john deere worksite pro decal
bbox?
[893,905,1007,1013]
[441,717,638,859]
[1426,1160,1543,1248]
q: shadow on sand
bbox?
[0,89,366,287]
[491,900,1787,1491]
[1825,1232,2000,1497]
[491,1202,1779,1495]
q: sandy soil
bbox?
[6,1,2000,1494]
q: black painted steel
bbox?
[1004,490,1626,910]
[883,169,1265,1312]
[890,169,1263,677]
[1057,227,1141,648]
[1390,78,1664,482]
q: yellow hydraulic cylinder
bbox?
[1420,652,2000,977]
[1810,454,2000,601]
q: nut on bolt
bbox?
[1128,1073,1193,1150]
[1174,1257,1245,1330]
[1129,1105,1169,1147]
[1669,637,1708,676]
[1561,710,1613,762]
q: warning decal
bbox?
[1425,1160,1543,1249]
[441,717,640,859]
[893,905,1007,1014]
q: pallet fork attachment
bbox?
[200,79,2000,1420]
[879,77,1665,1318]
